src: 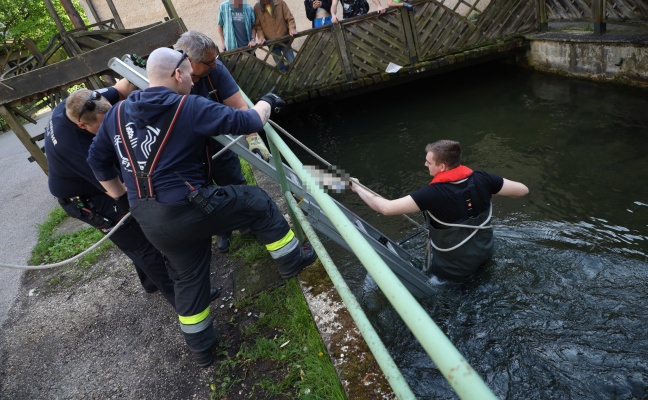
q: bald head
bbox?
[146,47,192,92]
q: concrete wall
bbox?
[527,37,648,87]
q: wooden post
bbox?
[105,0,125,29]
[43,0,67,35]
[331,24,355,82]
[400,7,419,64]
[85,0,103,27]
[58,0,86,30]
[23,39,44,65]
[536,0,548,32]
[160,0,187,31]
[0,105,48,175]
[43,0,78,58]
[592,0,606,34]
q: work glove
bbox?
[258,92,286,114]
[115,193,130,214]
[246,134,271,161]
[130,53,147,68]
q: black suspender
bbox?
[116,96,187,199]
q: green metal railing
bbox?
[244,94,498,400]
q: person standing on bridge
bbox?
[330,0,385,23]
[305,0,333,28]
[87,47,317,367]
[174,30,271,253]
[216,0,257,51]
[253,0,298,72]
[43,81,179,307]
[350,139,528,280]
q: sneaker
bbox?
[217,234,231,253]
[192,349,214,368]
[279,242,318,279]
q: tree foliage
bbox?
[0,0,87,50]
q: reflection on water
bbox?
[275,62,648,399]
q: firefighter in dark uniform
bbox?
[43,80,177,307]
[175,30,271,253]
[87,47,317,368]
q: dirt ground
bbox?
[0,240,254,399]
[0,168,395,400]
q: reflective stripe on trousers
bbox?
[179,306,212,334]
[267,230,298,259]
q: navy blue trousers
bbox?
[131,185,290,352]
[58,194,175,307]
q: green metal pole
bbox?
[266,135,305,242]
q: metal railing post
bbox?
[267,136,305,242]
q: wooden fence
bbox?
[545,0,648,22]
[222,0,538,103]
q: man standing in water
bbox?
[350,139,528,280]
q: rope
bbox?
[0,212,131,270]
[427,204,492,252]
[268,119,424,230]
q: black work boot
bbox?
[217,233,231,253]
[192,348,214,368]
[210,287,220,302]
[275,242,318,279]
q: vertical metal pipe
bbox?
[267,138,304,242]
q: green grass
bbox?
[210,231,346,399]
[28,206,114,290]
[210,279,346,399]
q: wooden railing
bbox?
[545,0,648,22]
[221,0,537,103]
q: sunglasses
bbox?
[171,49,189,77]
[77,91,102,122]
[198,54,220,69]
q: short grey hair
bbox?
[174,30,217,62]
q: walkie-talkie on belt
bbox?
[175,172,216,215]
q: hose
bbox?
[0,212,131,270]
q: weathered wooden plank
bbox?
[285,31,343,92]
[545,0,592,21]
[0,19,185,106]
[400,7,419,63]
[0,105,48,173]
[75,36,112,51]
[606,0,648,21]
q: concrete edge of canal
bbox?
[524,22,648,88]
